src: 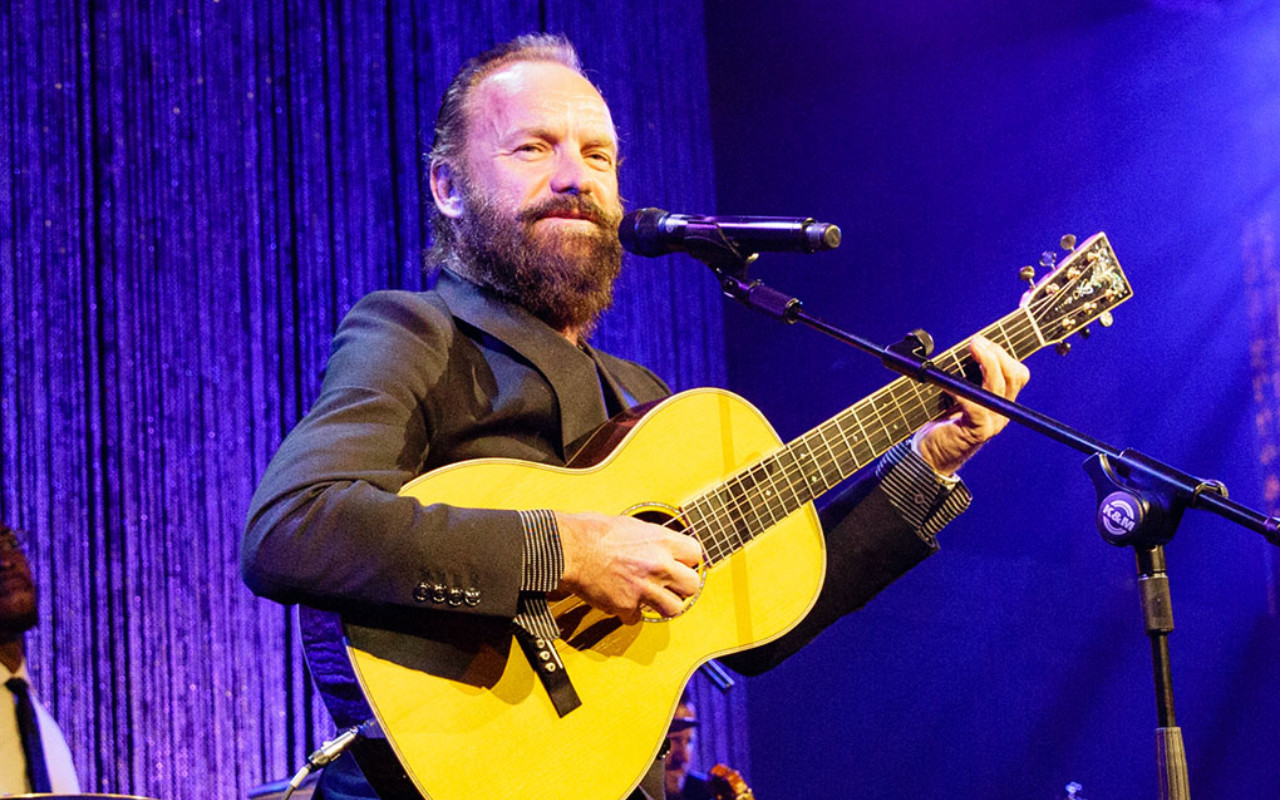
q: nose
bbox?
[548,149,592,196]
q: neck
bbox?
[0,638,24,673]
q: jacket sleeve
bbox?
[240,291,526,618]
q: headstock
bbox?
[1020,232,1132,352]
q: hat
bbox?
[668,711,700,733]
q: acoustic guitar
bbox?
[299,233,1131,800]
[709,763,756,800]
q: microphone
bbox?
[619,207,841,257]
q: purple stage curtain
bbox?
[0,2,744,798]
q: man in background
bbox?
[665,690,713,800]
[0,520,80,794]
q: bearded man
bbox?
[242,33,1027,800]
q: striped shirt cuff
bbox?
[519,509,565,592]
[515,509,566,642]
[875,439,972,546]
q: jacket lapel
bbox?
[435,270,610,459]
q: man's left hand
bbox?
[916,335,1029,476]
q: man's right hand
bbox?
[554,511,703,624]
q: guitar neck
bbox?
[679,230,1131,565]
[683,306,1044,565]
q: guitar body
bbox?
[301,388,827,800]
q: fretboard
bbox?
[683,307,1046,564]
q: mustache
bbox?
[519,195,619,228]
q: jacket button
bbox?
[464,587,481,607]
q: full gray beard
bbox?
[450,190,624,336]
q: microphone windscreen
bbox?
[618,208,671,257]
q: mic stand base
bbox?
[1157,727,1191,800]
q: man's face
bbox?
[441,60,626,334]
[0,529,37,641]
[664,702,697,792]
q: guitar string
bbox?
[688,322,1038,562]
[669,308,1053,563]
[691,315,1043,560]
[647,261,1118,564]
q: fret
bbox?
[709,483,749,556]
[773,446,810,512]
[686,496,732,564]
[728,457,789,544]
[863,391,898,452]
[887,380,924,434]
[840,403,876,468]
[828,414,866,476]
[990,318,1014,356]
[680,501,718,564]
[1021,306,1047,350]
[897,385,932,433]
[811,422,848,486]
[885,384,915,440]
[907,379,933,423]
[719,471,759,540]
[752,459,789,525]
[718,479,755,552]
[741,461,783,530]
[793,433,827,494]
[791,436,831,498]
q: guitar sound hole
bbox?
[621,502,705,623]
[631,506,687,532]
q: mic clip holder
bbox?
[886,329,937,377]
[1083,449,1232,550]
[1086,453,1188,550]
[680,235,805,323]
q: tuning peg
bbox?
[1019,265,1036,288]
[1056,341,1072,356]
[1099,311,1114,327]
[1040,251,1058,269]
[1079,327,1092,339]
[1060,234,1077,252]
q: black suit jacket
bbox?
[241,270,936,798]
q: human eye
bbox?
[511,140,548,158]
[585,148,616,168]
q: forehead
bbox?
[467,60,617,143]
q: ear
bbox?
[430,160,466,219]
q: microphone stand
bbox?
[679,235,1280,800]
